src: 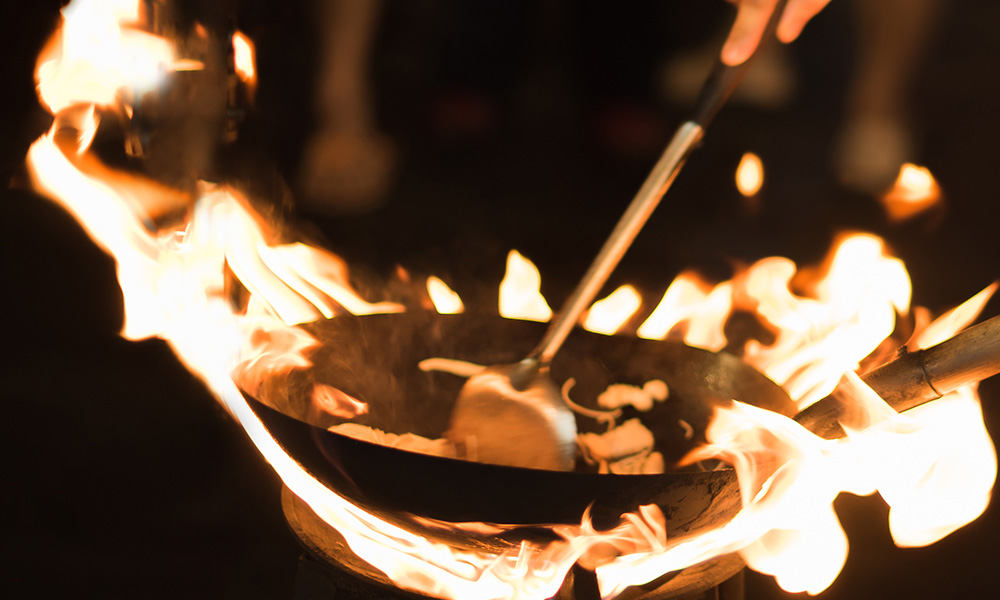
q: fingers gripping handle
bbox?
[693,0,789,128]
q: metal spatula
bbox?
[446,1,790,471]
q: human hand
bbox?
[721,0,833,66]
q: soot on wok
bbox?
[245,311,796,530]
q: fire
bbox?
[881,163,941,222]
[735,152,764,197]
[498,250,552,322]
[23,2,998,599]
[743,233,912,408]
[913,282,997,349]
[636,273,732,351]
[232,30,256,85]
[35,0,200,115]
[427,276,464,314]
[583,285,642,335]
[836,376,996,549]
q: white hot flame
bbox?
[427,276,464,314]
[232,30,256,84]
[583,285,642,335]
[498,250,552,322]
[881,163,942,222]
[637,273,732,351]
[736,152,764,197]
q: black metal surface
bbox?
[282,485,747,600]
[294,554,428,600]
[246,311,796,529]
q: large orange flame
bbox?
[23,2,997,598]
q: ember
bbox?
[10,1,1000,599]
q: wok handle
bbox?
[796,313,1000,438]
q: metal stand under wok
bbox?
[282,486,747,600]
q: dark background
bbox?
[2,1,999,599]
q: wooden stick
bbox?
[795,314,1000,438]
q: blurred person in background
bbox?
[669,0,941,195]
[297,0,396,215]
[297,0,848,215]
[833,0,941,194]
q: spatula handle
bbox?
[693,0,789,128]
[529,121,704,366]
[529,0,790,366]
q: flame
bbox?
[599,356,996,596]
[636,273,732,351]
[741,234,911,409]
[232,30,256,85]
[881,163,941,222]
[28,113,163,339]
[498,250,552,322]
[583,285,641,335]
[427,276,464,314]
[736,152,764,197]
[595,401,848,596]
[35,0,198,115]
[834,374,996,549]
[912,283,997,349]
[25,2,998,599]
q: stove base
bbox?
[282,486,745,600]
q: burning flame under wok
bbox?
[22,1,996,598]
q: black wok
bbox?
[244,309,1000,531]
[243,311,795,532]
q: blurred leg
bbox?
[835,0,942,193]
[298,0,396,214]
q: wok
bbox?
[245,310,1000,531]
[244,311,794,533]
